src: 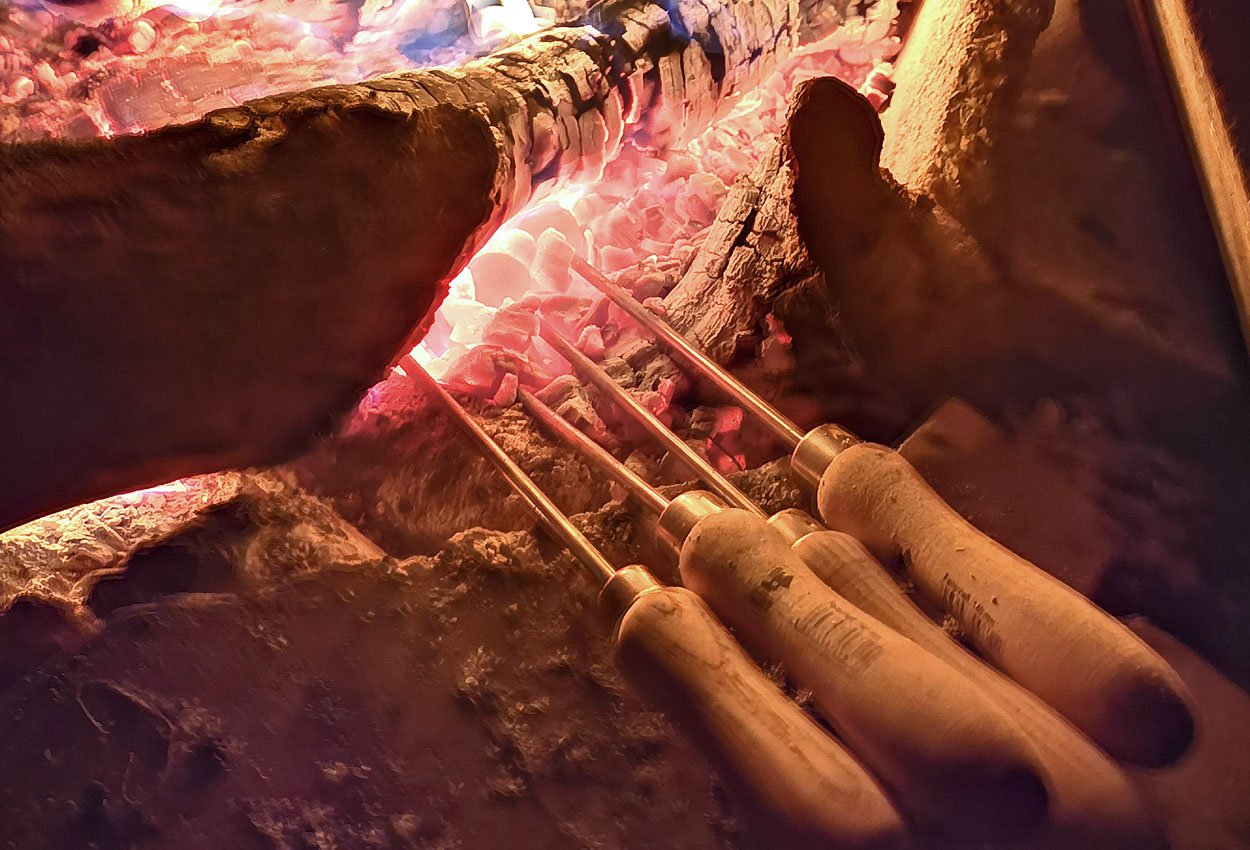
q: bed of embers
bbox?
[3,0,1250,848]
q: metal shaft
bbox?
[400,355,617,584]
[519,390,671,517]
[538,320,766,517]
[571,256,807,449]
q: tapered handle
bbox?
[614,586,905,850]
[816,442,1194,767]
[678,510,1048,839]
[790,529,1165,850]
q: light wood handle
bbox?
[816,443,1194,767]
[791,530,1165,850]
[614,586,905,850]
[678,509,1048,839]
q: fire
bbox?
[409,6,902,390]
[464,0,552,42]
[26,0,223,24]
[2,0,899,500]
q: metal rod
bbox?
[537,320,766,517]
[519,389,671,518]
[399,356,618,584]
[571,255,807,449]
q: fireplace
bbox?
[2,0,1249,847]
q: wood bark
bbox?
[878,0,1054,224]
[0,431,807,849]
[659,0,1054,386]
[0,0,852,532]
[0,470,382,686]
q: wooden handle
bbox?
[614,586,905,850]
[816,443,1194,767]
[678,509,1048,839]
[791,530,1165,850]
[1131,0,1250,353]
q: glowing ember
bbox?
[2,0,898,505]
[0,0,568,140]
[28,0,225,25]
[410,6,901,386]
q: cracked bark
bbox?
[0,470,383,686]
[662,139,818,363]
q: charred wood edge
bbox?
[1129,0,1250,359]
[658,0,1057,369]
[0,0,855,535]
[0,445,795,692]
[662,0,1207,421]
[0,472,243,624]
[878,0,1055,222]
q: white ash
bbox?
[407,2,901,383]
[0,0,587,142]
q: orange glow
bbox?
[412,5,901,387]
[3,0,899,502]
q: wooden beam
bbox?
[1131,0,1250,358]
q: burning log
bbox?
[0,470,383,686]
[662,139,820,363]
[0,471,758,850]
[0,0,853,532]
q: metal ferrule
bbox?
[655,490,729,560]
[765,508,825,548]
[599,563,664,626]
[789,424,861,494]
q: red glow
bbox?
[3,0,899,503]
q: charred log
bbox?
[658,80,910,442]
[0,470,383,686]
[789,0,1246,432]
[0,0,857,532]
[1,474,246,621]
[662,140,817,363]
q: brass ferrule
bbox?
[655,490,729,561]
[766,508,825,548]
[789,423,860,494]
[598,564,664,626]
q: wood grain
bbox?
[616,585,905,850]
[816,442,1194,767]
[791,528,1165,850]
[678,508,1049,839]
